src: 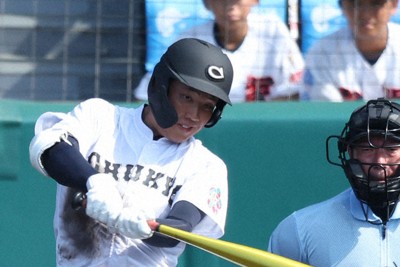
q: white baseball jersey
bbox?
[134,11,304,102]
[303,22,400,101]
[268,188,400,267]
[31,98,228,267]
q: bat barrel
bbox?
[157,224,311,267]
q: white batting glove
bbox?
[85,173,123,229]
[115,207,154,239]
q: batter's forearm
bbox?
[143,201,205,247]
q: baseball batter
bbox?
[303,0,400,101]
[29,38,233,267]
[268,98,400,266]
[135,0,304,102]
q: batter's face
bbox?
[157,80,218,143]
[341,0,398,39]
[207,0,258,26]
[350,136,400,181]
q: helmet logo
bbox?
[207,65,224,80]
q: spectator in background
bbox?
[302,0,400,101]
[135,0,304,102]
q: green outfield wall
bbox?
[0,99,363,266]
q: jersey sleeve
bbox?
[262,15,305,99]
[268,213,304,262]
[302,65,343,101]
[302,29,350,102]
[29,98,117,176]
[171,149,228,239]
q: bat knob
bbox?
[71,192,87,211]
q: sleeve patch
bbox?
[207,187,222,214]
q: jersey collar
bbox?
[350,189,400,222]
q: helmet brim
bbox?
[177,73,232,105]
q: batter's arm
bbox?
[41,135,97,191]
[143,200,205,247]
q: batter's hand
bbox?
[115,207,154,239]
[85,173,123,229]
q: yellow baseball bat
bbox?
[148,221,311,267]
[72,193,311,266]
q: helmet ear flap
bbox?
[205,101,225,128]
[147,70,178,129]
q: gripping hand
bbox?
[85,173,123,229]
[115,207,154,239]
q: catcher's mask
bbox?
[327,98,400,223]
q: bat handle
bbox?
[71,191,87,210]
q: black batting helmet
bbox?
[147,38,233,129]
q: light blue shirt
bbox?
[268,188,400,267]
